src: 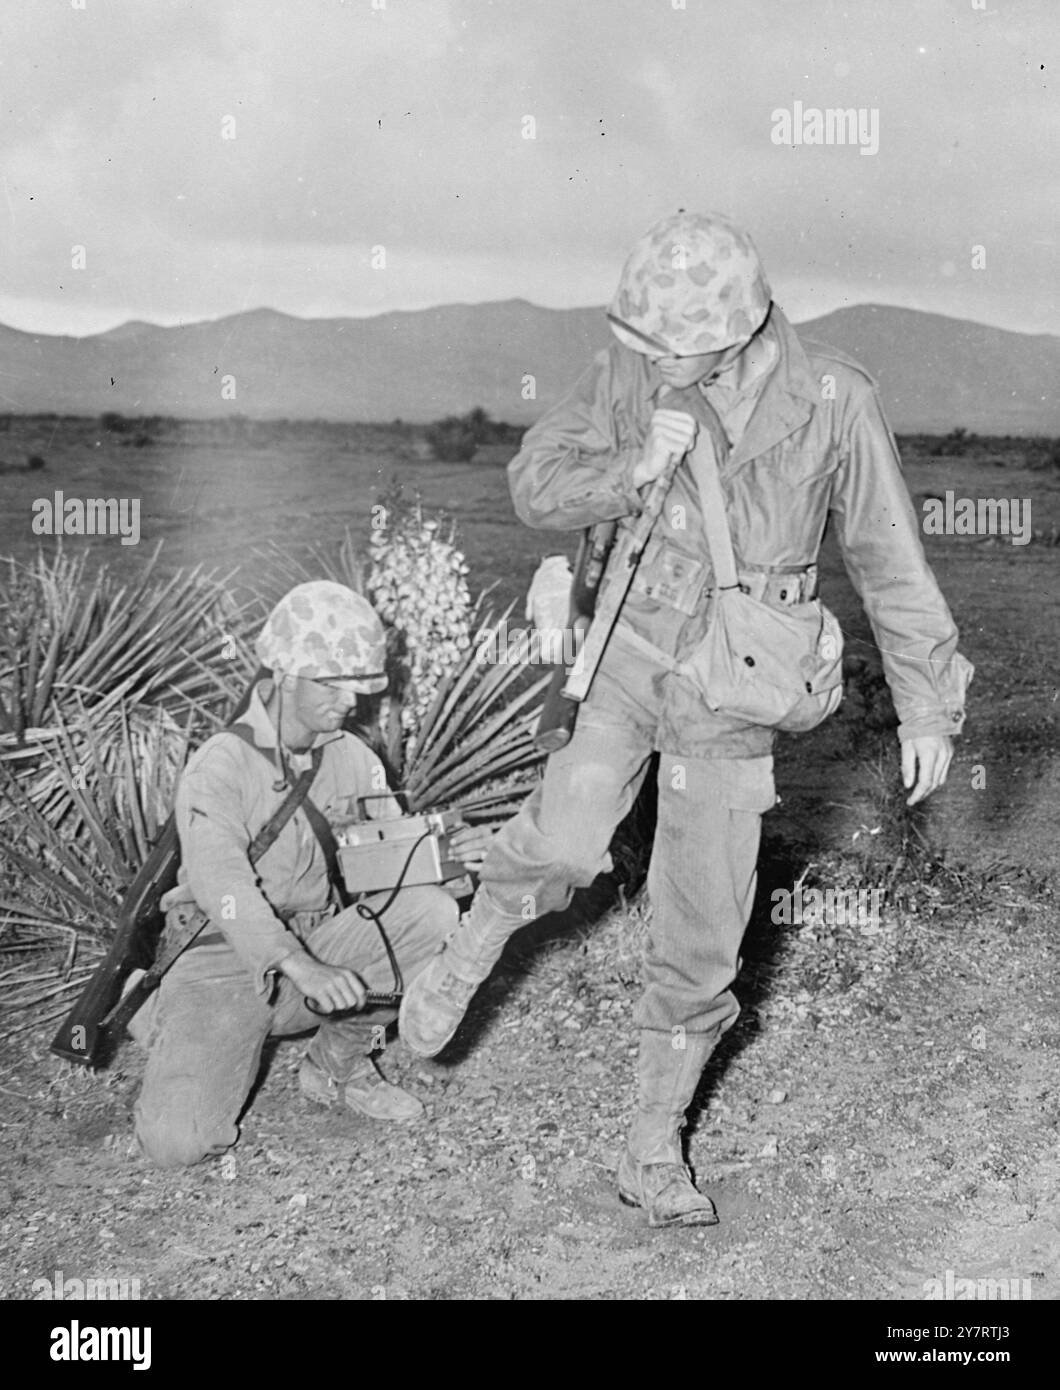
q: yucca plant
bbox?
[361,491,549,818]
[0,511,553,1038]
[400,608,549,819]
[1,698,192,846]
[0,544,259,744]
[367,493,474,754]
[250,528,364,608]
[0,698,194,1037]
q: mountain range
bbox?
[0,300,1056,434]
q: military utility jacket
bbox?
[509,306,971,744]
[168,686,397,994]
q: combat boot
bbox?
[399,888,524,1057]
[616,1028,720,1229]
[299,1053,424,1122]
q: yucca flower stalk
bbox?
[367,493,474,755]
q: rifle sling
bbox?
[230,727,404,1000]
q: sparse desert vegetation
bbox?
[0,416,1056,1299]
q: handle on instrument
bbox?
[305,990,402,1016]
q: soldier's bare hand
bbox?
[901,735,953,806]
[448,823,494,868]
[281,954,367,1013]
[632,409,697,487]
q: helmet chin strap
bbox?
[270,678,291,792]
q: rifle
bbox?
[50,669,266,1067]
[534,388,696,750]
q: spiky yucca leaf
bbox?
[0,545,259,737]
[2,700,192,858]
[250,529,365,607]
[0,697,198,1031]
[399,612,549,818]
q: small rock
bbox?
[766,1088,788,1104]
[758,1136,780,1159]
[555,1158,583,1191]
[287,1193,308,1211]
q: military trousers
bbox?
[133,886,456,1168]
[479,624,776,1036]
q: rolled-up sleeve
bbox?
[830,383,973,740]
[508,349,646,530]
[175,743,307,993]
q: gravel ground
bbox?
[1,435,1056,1301]
[2,840,1056,1302]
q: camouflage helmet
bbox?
[255,582,387,694]
[608,211,772,356]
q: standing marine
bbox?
[399,211,973,1227]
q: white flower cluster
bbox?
[368,501,473,748]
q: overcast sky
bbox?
[0,0,1055,338]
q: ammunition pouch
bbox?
[628,535,709,615]
[734,565,820,607]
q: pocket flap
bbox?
[709,755,777,812]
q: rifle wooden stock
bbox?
[562,453,683,705]
[50,669,265,1067]
[534,522,616,753]
[50,823,179,1065]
